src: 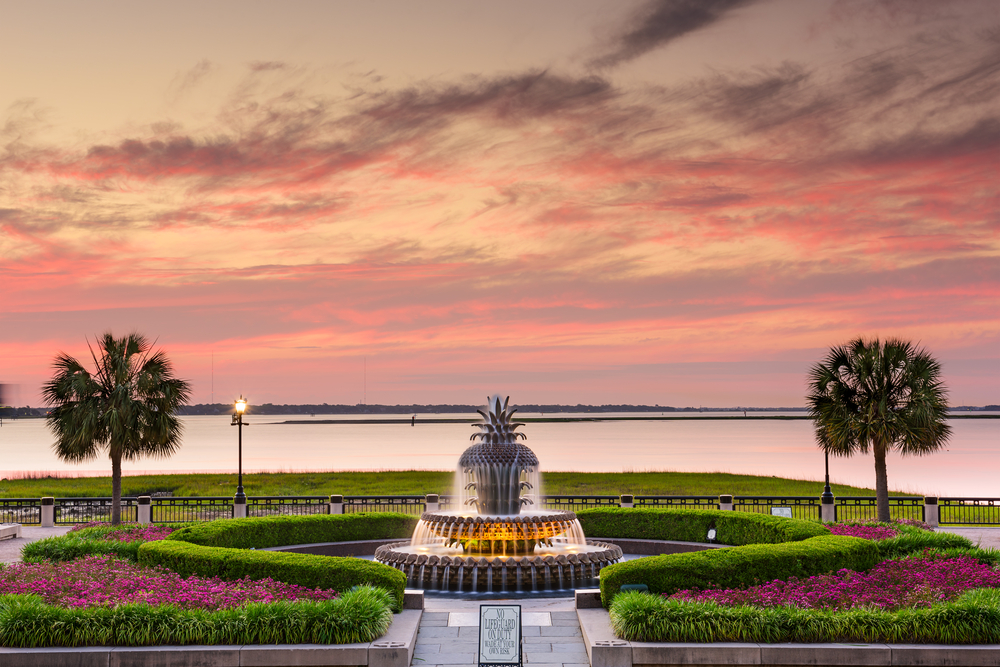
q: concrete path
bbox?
[0,526,72,564]
[417,597,589,667]
[936,527,1000,549]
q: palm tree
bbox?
[807,337,950,522]
[43,333,192,524]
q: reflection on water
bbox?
[0,413,997,497]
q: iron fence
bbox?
[636,496,719,510]
[0,498,41,525]
[539,495,620,511]
[939,498,1000,525]
[152,497,233,523]
[7,494,1000,526]
[734,496,821,521]
[55,497,138,525]
[248,496,329,517]
[343,495,427,515]
[834,497,924,523]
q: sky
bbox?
[1,0,998,408]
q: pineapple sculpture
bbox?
[459,395,538,515]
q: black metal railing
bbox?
[834,497,924,523]
[734,496,821,521]
[939,498,1000,525]
[0,498,41,525]
[152,497,233,523]
[637,496,719,510]
[6,494,1000,526]
[539,495,620,511]
[343,496,427,515]
[247,496,329,517]
[55,497,138,524]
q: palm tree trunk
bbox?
[111,450,122,525]
[874,442,890,522]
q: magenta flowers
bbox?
[0,555,338,611]
[68,522,176,542]
[828,523,899,540]
[670,555,1000,611]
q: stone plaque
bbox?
[771,507,793,518]
[478,604,522,667]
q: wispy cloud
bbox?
[588,0,760,69]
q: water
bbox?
[0,413,997,497]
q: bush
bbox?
[166,513,418,549]
[21,535,145,563]
[609,589,1000,644]
[875,530,974,560]
[139,540,406,612]
[577,508,829,546]
[21,522,193,564]
[0,585,393,647]
[599,535,879,607]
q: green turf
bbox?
[0,470,887,498]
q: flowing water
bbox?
[1,412,997,497]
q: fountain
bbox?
[374,396,622,592]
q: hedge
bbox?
[0,586,393,647]
[138,540,407,612]
[577,507,830,546]
[600,535,879,607]
[610,588,1000,644]
[166,512,418,549]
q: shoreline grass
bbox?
[0,470,889,498]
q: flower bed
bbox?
[69,522,177,542]
[670,554,1000,611]
[0,555,338,611]
[828,523,898,541]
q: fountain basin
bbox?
[374,539,623,592]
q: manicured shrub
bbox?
[577,508,829,546]
[139,540,406,612]
[166,512,418,549]
[0,585,393,647]
[21,535,146,564]
[599,535,879,607]
[609,589,1000,644]
[21,523,189,563]
[874,530,974,560]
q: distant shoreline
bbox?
[276,414,1000,425]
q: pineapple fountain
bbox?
[374,396,622,592]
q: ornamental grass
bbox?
[0,555,338,611]
[0,585,393,647]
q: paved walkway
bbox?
[417,597,588,667]
[0,526,72,564]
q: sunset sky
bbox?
[1,0,998,408]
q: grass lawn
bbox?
[0,470,885,498]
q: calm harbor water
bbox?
[1,413,997,497]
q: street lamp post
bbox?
[822,450,833,501]
[820,449,835,522]
[232,396,247,503]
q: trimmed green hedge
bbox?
[0,586,393,647]
[166,512,418,549]
[578,507,830,545]
[600,535,878,607]
[610,589,1000,644]
[139,539,407,612]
